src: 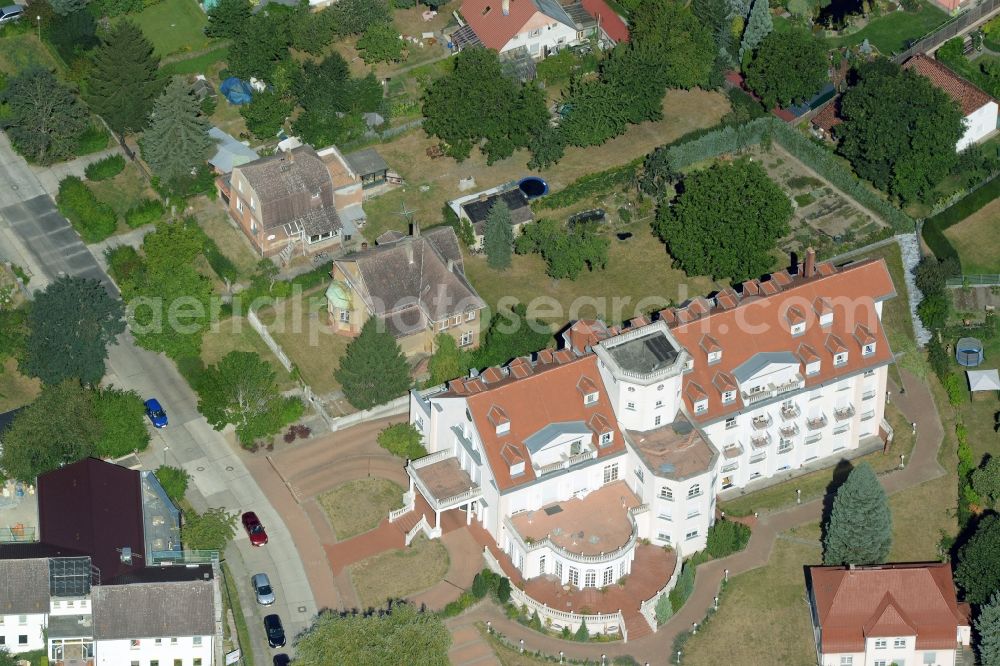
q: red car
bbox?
[242,511,268,546]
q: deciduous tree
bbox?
[23,276,125,386]
[423,47,548,163]
[93,388,150,457]
[48,0,87,16]
[655,159,791,283]
[515,219,609,279]
[205,0,253,38]
[471,303,552,368]
[837,59,963,203]
[972,456,1000,506]
[823,462,893,565]
[357,21,405,64]
[976,591,1000,666]
[331,0,392,36]
[745,28,828,109]
[483,201,514,270]
[226,11,292,81]
[377,423,427,459]
[239,90,293,140]
[0,68,90,165]
[197,351,301,446]
[0,380,101,482]
[295,602,450,665]
[427,333,468,386]
[140,77,214,186]
[181,507,237,551]
[956,514,1000,604]
[86,20,162,134]
[335,319,411,410]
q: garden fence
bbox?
[946,274,1000,287]
[893,0,1000,62]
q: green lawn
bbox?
[318,478,405,540]
[348,535,450,609]
[88,163,157,218]
[160,46,229,77]
[123,0,215,57]
[944,198,1000,274]
[0,33,60,75]
[200,316,298,392]
[826,2,949,54]
[0,358,41,413]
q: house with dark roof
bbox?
[807,562,971,666]
[327,225,487,356]
[217,143,367,259]
[452,0,625,58]
[448,186,534,250]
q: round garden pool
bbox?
[518,177,549,199]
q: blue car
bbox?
[144,399,168,428]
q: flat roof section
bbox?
[627,417,717,481]
[604,330,679,375]
[509,481,639,556]
[413,457,477,502]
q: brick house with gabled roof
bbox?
[326,225,487,356]
[903,54,998,150]
[807,562,971,666]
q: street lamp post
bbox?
[163,445,169,467]
[36,15,40,40]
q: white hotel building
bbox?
[401,252,897,635]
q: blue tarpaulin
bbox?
[220,77,253,105]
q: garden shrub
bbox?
[654,592,673,625]
[201,235,239,283]
[377,423,427,459]
[944,373,965,407]
[573,618,589,641]
[155,465,190,504]
[105,245,146,288]
[534,159,641,210]
[76,125,110,155]
[57,176,117,243]
[669,559,697,612]
[84,154,126,181]
[706,519,751,558]
[125,198,165,228]
[496,576,511,603]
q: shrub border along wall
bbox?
[920,174,1000,269]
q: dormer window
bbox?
[806,360,821,376]
[584,392,599,405]
[497,422,510,435]
[488,405,509,435]
[685,359,694,371]
[814,297,834,327]
[863,343,875,356]
[722,390,735,404]
[708,350,722,363]
[854,324,876,357]
[834,352,848,367]
[501,444,525,477]
[701,335,722,364]
[578,376,600,406]
[790,322,805,336]
[694,399,708,414]
[786,306,806,335]
[600,432,613,446]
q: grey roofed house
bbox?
[345,148,389,180]
[335,225,486,337]
[732,351,800,385]
[460,188,533,237]
[208,127,260,174]
[523,421,590,454]
[0,558,50,614]
[92,579,215,640]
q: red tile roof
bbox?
[904,54,996,116]
[580,0,629,42]
[664,258,896,424]
[461,0,539,50]
[446,354,626,491]
[809,563,968,653]
[812,98,843,132]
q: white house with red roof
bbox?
[807,562,971,666]
[400,248,897,636]
[452,0,627,59]
[904,55,998,151]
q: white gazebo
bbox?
[967,369,1000,398]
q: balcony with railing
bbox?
[406,453,482,513]
[862,390,877,401]
[780,402,801,420]
[834,405,856,421]
[778,439,794,454]
[742,376,804,406]
[751,414,773,430]
[751,432,771,449]
[806,414,828,431]
[532,445,598,476]
[779,423,799,438]
[723,442,744,459]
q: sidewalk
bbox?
[448,368,947,663]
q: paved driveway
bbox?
[0,133,317,663]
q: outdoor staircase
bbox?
[622,609,654,641]
[393,508,424,537]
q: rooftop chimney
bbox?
[502,0,509,14]
[804,247,816,278]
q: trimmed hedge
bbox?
[124,198,165,229]
[84,154,126,181]
[921,174,1000,267]
[202,236,239,284]
[56,176,116,243]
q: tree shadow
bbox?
[818,459,857,550]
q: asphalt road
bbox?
[0,134,317,664]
